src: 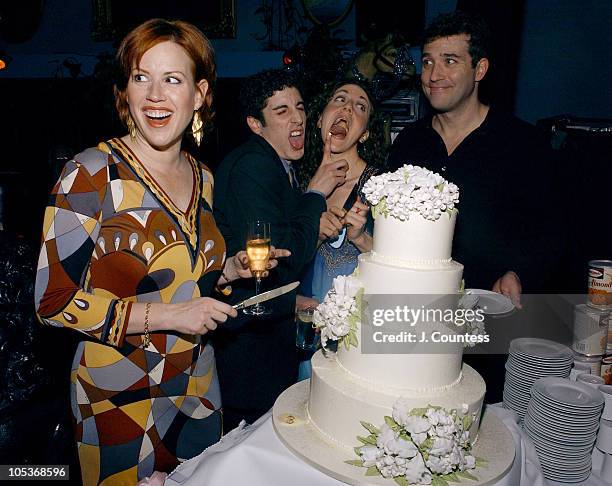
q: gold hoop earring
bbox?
[191,111,203,147]
[359,136,367,144]
[127,115,137,140]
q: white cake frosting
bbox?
[336,335,464,391]
[307,165,486,454]
[373,209,457,263]
[308,353,485,449]
[335,212,465,389]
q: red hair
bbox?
[114,18,216,131]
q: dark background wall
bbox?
[3,1,611,111]
[516,0,612,123]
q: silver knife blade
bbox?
[233,281,300,310]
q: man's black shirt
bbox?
[387,107,562,292]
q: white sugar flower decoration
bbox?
[333,275,362,298]
[348,403,481,483]
[362,164,459,221]
[405,453,432,485]
[313,275,362,349]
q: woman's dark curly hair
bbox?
[296,79,388,190]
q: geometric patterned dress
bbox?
[34,138,226,486]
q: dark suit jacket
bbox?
[212,135,326,413]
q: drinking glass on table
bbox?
[244,220,272,316]
[296,307,319,351]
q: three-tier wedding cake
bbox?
[309,166,485,450]
[274,166,512,485]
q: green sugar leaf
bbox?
[398,430,412,442]
[443,472,461,482]
[421,437,434,450]
[475,457,488,467]
[349,330,359,348]
[410,407,428,416]
[360,421,380,435]
[432,477,449,486]
[357,435,377,446]
[462,415,473,430]
[384,416,400,431]
[344,460,365,467]
[457,470,478,481]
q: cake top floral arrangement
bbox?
[362,165,459,222]
[347,399,484,485]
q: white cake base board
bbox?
[273,380,515,486]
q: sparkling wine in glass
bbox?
[244,221,271,316]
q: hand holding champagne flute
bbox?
[245,221,271,315]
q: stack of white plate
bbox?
[524,377,604,483]
[503,338,574,422]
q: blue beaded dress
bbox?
[298,165,378,379]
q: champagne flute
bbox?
[244,221,272,316]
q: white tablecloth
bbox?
[165,405,609,486]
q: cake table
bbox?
[163,400,608,486]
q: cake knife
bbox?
[232,281,300,310]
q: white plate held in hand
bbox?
[465,289,514,315]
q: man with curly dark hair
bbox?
[239,69,298,125]
[212,68,348,430]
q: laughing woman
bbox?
[34,19,287,485]
[297,80,388,305]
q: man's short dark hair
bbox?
[240,68,302,124]
[423,11,492,67]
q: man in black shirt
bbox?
[387,12,561,403]
[388,11,559,299]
